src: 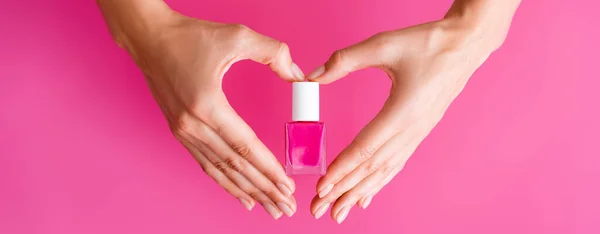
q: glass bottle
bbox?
[285,82,326,175]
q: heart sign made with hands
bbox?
[97,0,521,224]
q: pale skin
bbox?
[97,0,520,223]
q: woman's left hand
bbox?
[306,15,512,223]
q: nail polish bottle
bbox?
[285,82,326,175]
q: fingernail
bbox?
[239,198,253,211]
[288,177,296,193]
[360,195,373,209]
[277,183,293,196]
[313,203,330,219]
[264,203,282,219]
[318,184,333,198]
[336,206,350,224]
[291,63,305,81]
[276,202,294,217]
[307,65,325,80]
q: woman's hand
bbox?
[307,0,520,223]
[97,0,304,219]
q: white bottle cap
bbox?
[292,82,319,121]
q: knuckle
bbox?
[263,188,279,198]
[365,161,382,174]
[231,141,252,160]
[265,41,289,65]
[248,191,262,200]
[224,157,245,173]
[329,49,347,68]
[260,41,288,65]
[357,147,376,161]
[276,42,290,58]
[381,165,395,178]
[230,24,252,39]
[171,114,194,137]
[370,32,396,61]
[371,32,393,48]
[214,161,228,173]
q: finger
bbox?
[311,124,409,217]
[187,109,297,217]
[337,108,440,212]
[357,193,374,210]
[311,162,401,222]
[203,96,296,196]
[174,112,296,217]
[311,195,331,220]
[357,161,402,209]
[195,139,291,219]
[306,32,395,84]
[178,136,256,211]
[330,159,404,222]
[236,25,304,82]
[329,132,424,223]
[315,93,408,199]
[312,112,428,220]
[312,144,391,211]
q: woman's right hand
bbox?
[306,0,520,223]
[97,0,304,219]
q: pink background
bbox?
[1,0,599,233]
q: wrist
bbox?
[97,0,175,49]
[442,0,521,52]
[436,17,501,55]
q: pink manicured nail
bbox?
[314,203,330,219]
[277,183,293,196]
[336,206,350,224]
[318,184,333,198]
[264,203,282,219]
[360,195,373,209]
[277,202,294,217]
[291,63,305,81]
[307,66,325,80]
[239,198,253,211]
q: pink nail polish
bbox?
[285,82,326,175]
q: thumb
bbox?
[239,27,304,82]
[306,34,392,84]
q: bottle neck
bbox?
[292,116,320,122]
[290,120,322,123]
